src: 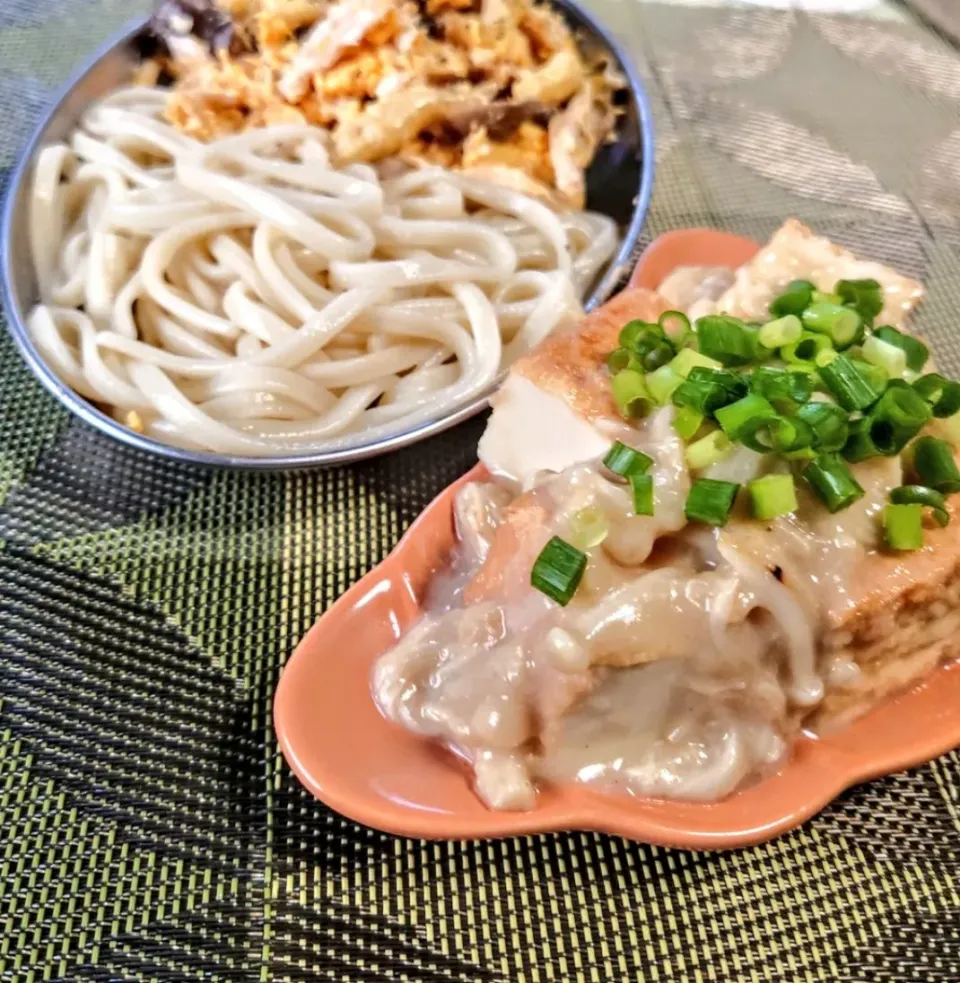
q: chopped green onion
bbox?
[758,314,803,350]
[672,367,747,415]
[646,364,684,405]
[749,366,813,411]
[769,279,815,318]
[802,301,863,348]
[692,367,748,398]
[862,334,907,379]
[670,348,722,378]
[606,347,637,373]
[835,278,883,326]
[611,369,654,420]
[686,430,733,470]
[842,418,881,463]
[884,503,924,551]
[696,315,758,366]
[659,310,691,346]
[739,414,814,455]
[783,447,817,462]
[569,506,609,550]
[715,393,778,440]
[619,319,660,350]
[850,356,888,393]
[803,453,865,512]
[890,485,949,528]
[748,474,798,520]
[912,436,960,493]
[843,385,931,462]
[530,536,587,606]
[913,373,960,418]
[630,473,655,516]
[634,334,676,372]
[815,348,837,369]
[873,326,929,373]
[673,406,704,442]
[782,331,834,368]
[864,385,932,456]
[603,440,652,478]
[685,478,740,526]
[795,401,849,452]
[813,289,843,306]
[818,352,882,411]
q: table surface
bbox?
[3,2,960,982]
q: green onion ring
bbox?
[913,373,960,418]
[889,485,949,527]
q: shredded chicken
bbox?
[141,0,624,203]
[277,0,400,102]
[461,121,554,187]
[548,76,617,208]
[513,50,583,105]
[333,82,494,161]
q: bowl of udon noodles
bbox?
[0,1,654,469]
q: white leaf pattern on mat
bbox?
[675,92,912,217]
[815,17,960,102]
[662,10,794,89]
[917,129,960,230]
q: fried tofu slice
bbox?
[478,287,670,489]
[694,218,924,326]
[472,288,688,611]
[815,498,960,727]
[474,218,958,729]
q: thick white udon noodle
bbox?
[28,87,618,455]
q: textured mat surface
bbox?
[3,2,960,981]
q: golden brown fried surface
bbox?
[510,287,670,423]
[471,233,959,728]
[817,496,960,726]
[142,0,624,204]
[703,219,925,326]
[467,287,670,606]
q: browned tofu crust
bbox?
[817,499,960,726]
[482,262,958,731]
[508,287,669,424]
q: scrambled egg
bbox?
[461,121,554,186]
[144,0,623,205]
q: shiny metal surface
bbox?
[0,10,655,470]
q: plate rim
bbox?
[0,6,656,471]
[274,226,960,847]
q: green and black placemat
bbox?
[2,2,960,979]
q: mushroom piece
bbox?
[453,481,512,564]
[144,0,249,61]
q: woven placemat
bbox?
[3,2,960,981]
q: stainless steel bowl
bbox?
[1,9,655,470]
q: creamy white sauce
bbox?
[659,265,735,316]
[372,435,900,809]
[539,661,784,801]
[373,254,918,811]
[663,224,922,326]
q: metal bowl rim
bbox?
[0,8,655,471]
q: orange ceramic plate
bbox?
[275,228,960,848]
